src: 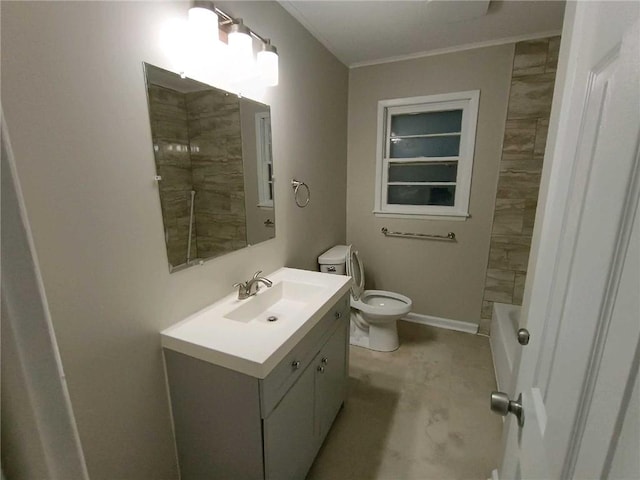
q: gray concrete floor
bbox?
[307,321,502,480]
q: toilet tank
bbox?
[318,245,348,275]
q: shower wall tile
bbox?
[512,39,549,77]
[507,73,556,120]
[484,269,515,303]
[147,84,195,266]
[499,158,544,175]
[148,82,251,267]
[186,88,247,259]
[488,235,531,272]
[481,301,494,322]
[546,37,561,73]
[534,118,550,156]
[502,120,537,160]
[157,164,192,191]
[491,199,525,235]
[522,199,538,236]
[154,140,191,167]
[478,315,492,337]
[496,171,542,200]
[481,36,560,324]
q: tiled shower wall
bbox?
[147,84,196,266]
[186,90,247,259]
[480,36,561,334]
[147,84,247,267]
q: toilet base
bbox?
[349,312,399,352]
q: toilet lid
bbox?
[346,245,365,300]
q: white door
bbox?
[497,2,640,479]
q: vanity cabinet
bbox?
[163,293,349,480]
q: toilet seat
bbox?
[345,245,365,300]
[346,247,412,321]
[351,290,412,321]
[343,245,412,352]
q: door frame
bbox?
[1,110,89,479]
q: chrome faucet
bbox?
[234,271,273,300]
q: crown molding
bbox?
[349,30,562,69]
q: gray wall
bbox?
[0,1,348,479]
[347,45,514,324]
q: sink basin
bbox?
[160,267,352,378]
[224,281,325,324]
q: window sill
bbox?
[373,210,470,221]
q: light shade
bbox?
[188,5,219,45]
[186,3,224,85]
[228,19,253,61]
[257,42,278,86]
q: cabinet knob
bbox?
[334,311,342,319]
[317,365,325,373]
[321,357,328,365]
[291,360,301,370]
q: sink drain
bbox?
[267,316,278,322]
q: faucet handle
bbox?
[233,281,247,289]
[253,270,263,279]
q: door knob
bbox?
[490,392,525,427]
[517,328,530,345]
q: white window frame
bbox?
[255,111,274,208]
[374,90,480,219]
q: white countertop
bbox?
[161,267,352,379]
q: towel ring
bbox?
[291,179,310,208]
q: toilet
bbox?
[318,245,412,352]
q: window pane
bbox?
[390,110,463,137]
[388,162,458,183]
[388,185,456,206]
[390,136,460,158]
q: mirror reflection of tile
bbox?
[144,63,275,271]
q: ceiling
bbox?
[279,1,565,67]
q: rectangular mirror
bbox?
[143,63,275,272]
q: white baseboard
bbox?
[402,312,479,334]
[491,468,500,480]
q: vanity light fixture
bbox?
[184,1,280,87]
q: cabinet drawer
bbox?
[260,293,349,417]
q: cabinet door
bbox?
[263,360,316,480]
[315,321,348,443]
